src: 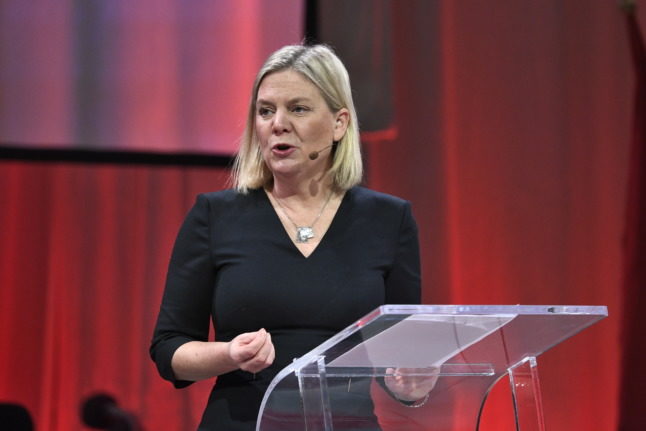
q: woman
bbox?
[150,44,426,430]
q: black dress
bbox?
[150,187,421,430]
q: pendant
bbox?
[296,226,315,243]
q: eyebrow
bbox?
[256,97,314,105]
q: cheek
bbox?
[307,119,335,141]
[255,123,270,144]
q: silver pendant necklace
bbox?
[272,191,334,243]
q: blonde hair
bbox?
[232,44,363,193]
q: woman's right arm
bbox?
[171,329,275,381]
[150,195,274,387]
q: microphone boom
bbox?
[308,144,333,160]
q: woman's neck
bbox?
[270,173,336,203]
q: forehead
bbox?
[256,69,323,103]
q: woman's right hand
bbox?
[228,328,275,373]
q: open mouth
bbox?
[273,144,293,151]
[271,144,294,151]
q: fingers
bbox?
[240,332,275,373]
[384,367,439,402]
[228,329,275,373]
[235,329,267,359]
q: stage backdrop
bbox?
[0,0,304,154]
[1,1,644,430]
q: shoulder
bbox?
[196,188,265,208]
[198,188,256,202]
[345,187,415,227]
[189,188,268,228]
[347,186,410,210]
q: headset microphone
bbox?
[308,145,333,160]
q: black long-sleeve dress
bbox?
[150,186,421,430]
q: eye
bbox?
[291,105,310,114]
[257,106,274,118]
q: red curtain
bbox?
[619,4,646,431]
[366,1,640,430]
[1,1,644,430]
[0,161,228,430]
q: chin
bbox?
[268,161,302,177]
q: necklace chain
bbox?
[272,191,334,243]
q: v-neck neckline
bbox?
[261,188,351,259]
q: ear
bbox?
[333,108,350,142]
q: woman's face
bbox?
[255,69,348,180]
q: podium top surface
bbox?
[279,304,607,372]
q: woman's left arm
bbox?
[381,201,439,404]
[384,201,421,305]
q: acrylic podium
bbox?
[256,305,607,431]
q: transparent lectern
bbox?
[256,305,607,431]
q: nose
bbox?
[271,109,291,135]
